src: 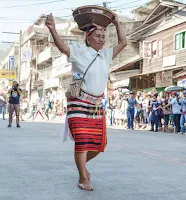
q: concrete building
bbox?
[105,14,142,95]
[0,45,19,92]
[21,15,71,101]
[130,0,186,92]
[0,45,19,71]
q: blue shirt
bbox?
[152,100,160,110]
[170,98,181,114]
[102,98,108,110]
[181,98,186,113]
[127,98,138,109]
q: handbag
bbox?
[162,108,172,115]
[65,54,98,98]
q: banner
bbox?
[22,47,32,62]
[0,70,16,79]
[9,56,14,70]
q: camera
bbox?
[14,84,19,90]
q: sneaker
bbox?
[17,124,21,128]
[150,129,154,131]
[7,124,11,128]
[131,128,134,130]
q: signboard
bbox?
[8,80,13,86]
[163,55,176,67]
[156,71,173,88]
[177,78,186,87]
[22,47,32,62]
[0,70,16,79]
[9,56,14,70]
[20,62,30,82]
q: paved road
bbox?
[1,119,186,200]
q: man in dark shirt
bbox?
[8,81,22,128]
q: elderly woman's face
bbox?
[87,29,105,51]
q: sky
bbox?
[0,0,159,52]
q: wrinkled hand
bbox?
[45,13,56,31]
[112,14,119,26]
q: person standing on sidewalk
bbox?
[108,95,116,126]
[150,93,161,132]
[46,12,127,191]
[0,93,6,120]
[127,92,138,130]
[7,81,22,128]
[180,91,186,134]
[164,92,181,133]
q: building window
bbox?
[143,40,163,58]
[158,40,163,56]
[175,31,186,50]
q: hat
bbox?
[172,91,177,95]
[147,92,152,96]
[130,91,134,95]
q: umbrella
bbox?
[164,86,184,92]
[122,88,129,95]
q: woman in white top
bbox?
[46,13,127,191]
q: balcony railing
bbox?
[32,45,45,60]
[53,63,72,78]
[44,78,59,89]
[37,46,61,65]
[22,27,49,44]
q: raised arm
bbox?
[46,13,70,57]
[112,15,127,59]
[17,87,21,95]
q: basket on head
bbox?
[72,5,115,31]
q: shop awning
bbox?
[110,69,140,81]
[112,79,130,89]
[173,69,186,79]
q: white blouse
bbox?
[68,42,113,96]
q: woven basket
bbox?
[73,5,115,31]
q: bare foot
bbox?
[85,168,90,180]
[78,178,94,191]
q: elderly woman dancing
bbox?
[46,13,127,191]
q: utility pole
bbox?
[2,30,22,84]
[18,30,22,84]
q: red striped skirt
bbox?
[67,90,106,153]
